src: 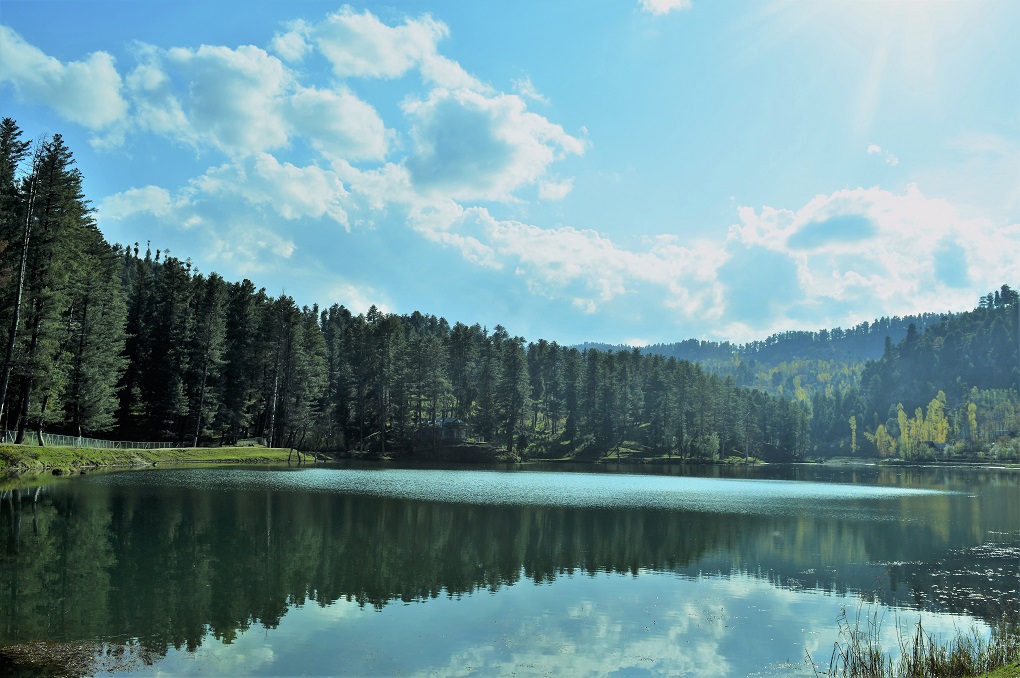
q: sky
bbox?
[1,0,1018,346]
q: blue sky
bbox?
[1,0,1018,345]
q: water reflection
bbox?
[0,465,1016,674]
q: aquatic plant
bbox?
[814,605,1020,677]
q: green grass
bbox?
[0,443,305,476]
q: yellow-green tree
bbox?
[926,391,949,445]
[967,402,978,442]
[897,404,910,459]
[872,424,896,457]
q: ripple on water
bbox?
[86,466,948,517]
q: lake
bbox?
[1,463,1017,676]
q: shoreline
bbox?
[2,443,1017,480]
[0,443,313,478]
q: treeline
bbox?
[0,119,807,460]
[637,314,941,366]
[582,314,943,405]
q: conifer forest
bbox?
[1,119,1018,461]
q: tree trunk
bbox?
[192,318,214,447]
[14,298,42,445]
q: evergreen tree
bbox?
[498,336,529,457]
[0,118,33,426]
[11,135,92,443]
[186,273,226,446]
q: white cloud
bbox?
[286,85,390,163]
[723,185,1020,337]
[125,54,191,138]
[208,225,296,272]
[407,201,500,269]
[538,178,574,201]
[403,88,586,202]
[98,186,172,221]
[405,202,716,319]
[867,144,899,166]
[123,45,390,166]
[308,7,481,90]
[191,154,350,228]
[337,161,417,212]
[270,21,312,62]
[397,180,1018,342]
[324,282,389,315]
[512,77,549,104]
[126,42,392,164]
[314,7,442,79]
[162,44,292,156]
[638,0,693,16]
[0,24,128,130]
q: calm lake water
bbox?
[1,463,1017,676]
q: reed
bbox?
[815,605,1020,677]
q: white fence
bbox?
[2,430,177,449]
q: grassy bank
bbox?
[0,443,308,475]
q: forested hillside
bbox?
[0,119,808,461]
[582,313,944,403]
[806,288,1020,459]
[1,119,1016,462]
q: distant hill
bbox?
[860,286,1020,417]
[576,313,947,401]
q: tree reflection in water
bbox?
[0,465,1016,669]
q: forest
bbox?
[0,118,1017,461]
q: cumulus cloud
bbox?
[98,186,173,221]
[3,9,578,212]
[190,154,350,228]
[403,201,719,320]
[721,185,1020,337]
[397,181,1017,341]
[638,0,693,16]
[314,7,443,78]
[270,20,312,61]
[286,85,390,162]
[294,6,482,90]
[124,41,391,163]
[160,44,292,155]
[0,24,128,130]
[403,88,586,201]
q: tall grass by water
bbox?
[815,605,1020,677]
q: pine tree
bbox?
[0,118,33,426]
[11,135,92,443]
[141,256,194,441]
[498,336,529,457]
[186,273,226,446]
[63,235,128,433]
